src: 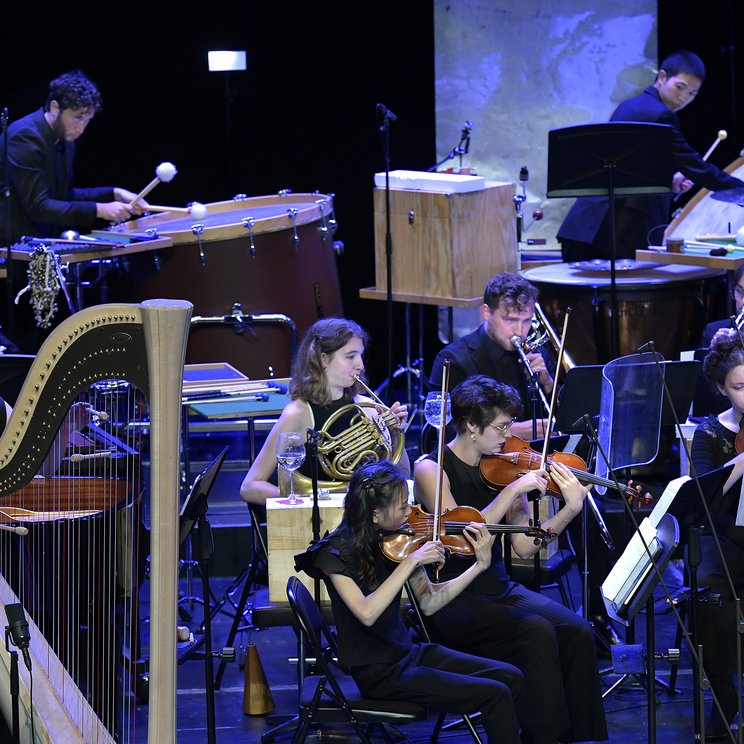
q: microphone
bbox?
[376,102,398,121]
[1,108,8,134]
[570,413,590,431]
[463,119,473,132]
[0,524,29,536]
[637,340,656,354]
[5,602,32,671]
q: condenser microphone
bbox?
[5,602,32,671]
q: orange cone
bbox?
[243,643,275,715]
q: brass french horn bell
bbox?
[289,376,406,495]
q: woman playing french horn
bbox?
[240,317,409,506]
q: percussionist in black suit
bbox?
[557,50,744,262]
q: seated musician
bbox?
[240,317,409,506]
[690,330,744,737]
[295,459,525,744]
[413,375,608,744]
[429,272,553,440]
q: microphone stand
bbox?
[377,103,397,404]
[1,107,15,339]
[306,428,322,605]
[641,340,744,743]
[426,120,472,172]
[4,627,20,744]
[511,335,540,440]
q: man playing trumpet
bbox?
[429,272,553,440]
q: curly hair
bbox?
[341,460,409,590]
[703,330,744,387]
[289,317,369,405]
[483,272,538,313]
[450,375,523,434]
[45,70,103,113]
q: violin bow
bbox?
[433,360,450,543]
[540,308,571,469]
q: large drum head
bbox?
[522,260,723,365]
[115,194,343,379]
[664,157,744,242]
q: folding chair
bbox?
[287,576,427,744]
[404,581,483,744]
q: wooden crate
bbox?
[373,181,517,303]
[266,496,345,603]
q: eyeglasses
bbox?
[489,418,516,433]
[733,285,744,300]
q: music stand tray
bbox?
[179,446,230,545]
[547,122,673,198]
[555,360,702,434]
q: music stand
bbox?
[547,122,673,358]
[177,446,229,744]
[602,512,680,744]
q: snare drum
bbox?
[664,157,744,243]
[116,193,343,378]
[522,260,723,364]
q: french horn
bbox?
[288,376,406,495]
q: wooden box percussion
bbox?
[372,181,518,304]
[267,495,345,603]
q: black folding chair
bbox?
[404,580,483,744]
[286,576,427,744]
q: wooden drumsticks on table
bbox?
[144,203,208,219]
[129,162,178,208]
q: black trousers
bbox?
[426,583,608,744]
[353,642,524,744]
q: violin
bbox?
[479,435,652,510]
[379,504,555,563]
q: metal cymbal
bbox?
[711,187,744,205]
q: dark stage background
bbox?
[0,1,742,387]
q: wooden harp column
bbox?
[0,299,192,743]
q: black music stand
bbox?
[602,512,680,744]
[555,360,701,433]
[547,123,673,359]
[177,446,230,744]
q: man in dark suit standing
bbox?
[557,51,744,262]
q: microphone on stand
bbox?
[5,603,32,671]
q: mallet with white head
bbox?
[129,162,178,208]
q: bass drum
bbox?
[115,193,343,378]
[521,260,723,365]
[664,157,744,242]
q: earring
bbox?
[470,432,476,441]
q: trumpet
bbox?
[520,302,576,374]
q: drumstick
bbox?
[702,130,727,161]
[129,162,178,207]
[696,233,735,242]
[145,203,208,220]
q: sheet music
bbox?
[649,475,689,526]
[736,475,744,527]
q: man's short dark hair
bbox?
[658,51,706,82]
[45,70,103,113]
[483,272,538,313]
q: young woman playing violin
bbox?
[295,459,526,743]
[414,375,608,744]
[690,329,744,736]
[240,317,409,505]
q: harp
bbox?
[0,299,192,743]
